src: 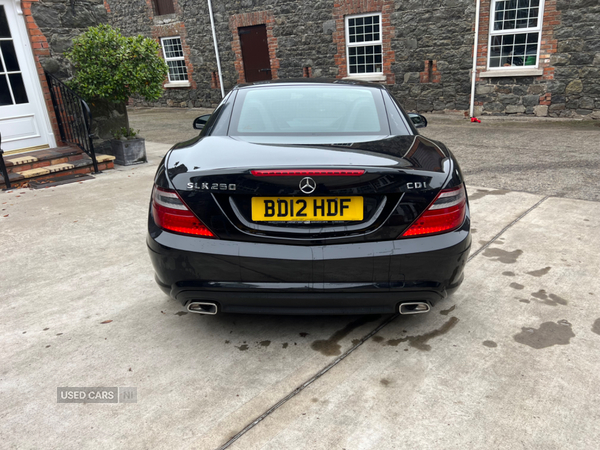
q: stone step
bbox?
[3,145,83,174]
[1,149,115,189]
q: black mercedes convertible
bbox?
[147,79,471,315]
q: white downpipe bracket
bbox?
[470,0,482,118]
[207,0,225,98]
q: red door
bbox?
[238,25,272,82]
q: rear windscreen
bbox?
[229,86,390,136]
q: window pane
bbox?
[167,60,188,81]
[347,44,382,74]
[1,40,20,72]
[502,35,514,45]
[9,73,28,104]
[347,15,380,44]
[490,57,501,67]
[515,33,526,44]
[234,87,385,135]
[162,38,184,58]
[0,6,11,39]
[493,0,539,32]
[0,74,12,105]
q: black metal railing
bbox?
[0,132,11,190]
[45,71,99,173]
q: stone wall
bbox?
[30,0,108,78]
[105,0,599,118]
[473,0,600,118]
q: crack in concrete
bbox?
[217,194,550,450]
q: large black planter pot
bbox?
[89,100,129,153]
[109,138,147,166]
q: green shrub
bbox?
[65,24,168,104]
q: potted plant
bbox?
[65,24,168,160]
[110,127,146,166]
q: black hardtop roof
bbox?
[234,78,388,90]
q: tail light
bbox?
[151,186,216,238]
[400,184,467,238]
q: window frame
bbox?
[160,36,189,84]
[487,0,545,71]
[345,12,384,78]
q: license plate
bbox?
[251,197,363,222]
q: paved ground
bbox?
[1,111,600,449]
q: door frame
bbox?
[229,11,280,84]
[1,0,56,154]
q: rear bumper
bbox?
[147,218,470,314]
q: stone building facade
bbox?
[0,0,107,153]
[102,0,599,118]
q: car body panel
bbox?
[147,79,471,314]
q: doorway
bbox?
[238,25,272,83]
[0,1,55,152]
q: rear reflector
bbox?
[400,184,466,238]
[152,186,216,237]
[251,169,365,177]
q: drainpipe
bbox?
[470,0,482,118]
[207,0,225,98]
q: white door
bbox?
[0,0,55,152]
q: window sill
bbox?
[164,81,191,88]
[343,74,387,82]
[480,68,544,78]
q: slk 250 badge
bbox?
[187,182,237,190]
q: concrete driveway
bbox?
[1,113,599,449]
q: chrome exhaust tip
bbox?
[399,302,431,315]
[186,302,218,315]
